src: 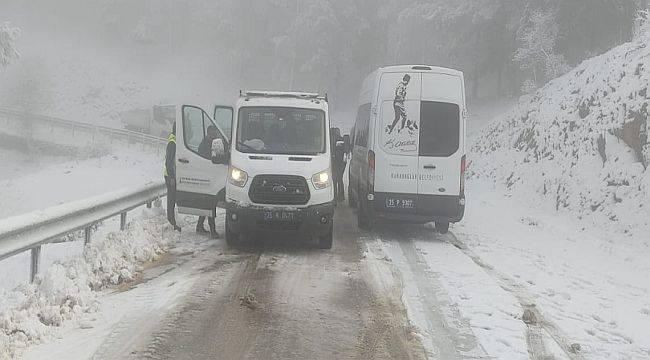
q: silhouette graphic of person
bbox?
[388,74,414,134]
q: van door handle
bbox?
[178,158,190,164]
[423,165,436,170]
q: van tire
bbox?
[435,221,449,234]
[225,211,241,247]
[317,223,334,249]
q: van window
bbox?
[214,107,233,140]
[182,106,225,160]
[354,103,371,147]
[419,101,460,157]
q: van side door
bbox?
[175,105,229,217]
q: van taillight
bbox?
[460,155,466,193]
[368,150,376,171]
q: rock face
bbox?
[470,25,649,238]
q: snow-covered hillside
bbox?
[0,149,162,220]
[470,25,649,240]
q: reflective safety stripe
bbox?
[164,133,177,176]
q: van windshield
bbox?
[236,106,326,155]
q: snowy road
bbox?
[25,208,426,360]
[20,195,650,360]
[129,207,425,360]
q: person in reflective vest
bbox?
[164,124,181,232]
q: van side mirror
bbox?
[211,138,228,164]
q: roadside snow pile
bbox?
[470,24,649,239]
[0,214,172,359]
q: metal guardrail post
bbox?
[120,212,127,231]
[84,226,92,245]
[30,246,41,283]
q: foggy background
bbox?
[1,0,647,128]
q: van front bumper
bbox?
[226,201,334,238]
[372,192,465,224]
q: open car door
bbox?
[213,105,234,141]
[175,105,230,216]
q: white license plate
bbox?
[264,210,295,221]
[386,197,416,209]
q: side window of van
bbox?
[355,103,371,148]
[183,106,226,160]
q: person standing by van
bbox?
[196,125,219,238]
[330,127,346,203]
[329,128,343,203]
[164,124,181,232]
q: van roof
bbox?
[236,90,329,111]
[240,90,327,102]
[376,65,463,76]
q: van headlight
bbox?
[228,166,248,187]
[311,169,331,190]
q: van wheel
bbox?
[225,211,241,247]
[435,221,449,234]
[317,222,334,249]
[348,186,357,208]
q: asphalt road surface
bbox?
[131,207,427,360]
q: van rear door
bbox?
[417,73,465,197]
[175,105,229,217]
[375,72,421,210]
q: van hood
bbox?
[231,151,331,179]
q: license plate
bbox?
[385,197,416,209]
[264,210,294,221]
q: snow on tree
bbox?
[513,7,570,93]
[0,22,20,67]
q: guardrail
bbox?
[0,107,166,152]
[0,182,167,282]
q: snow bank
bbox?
[0,213,173,359]
[470,25,649,239]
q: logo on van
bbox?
[383,74,419,154]
[272,184,288,193]
[385,74,418,136]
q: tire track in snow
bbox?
[366,228,485,359]
[396,238,489,360]
[448,234,585,360]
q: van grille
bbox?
[248,175,310,205]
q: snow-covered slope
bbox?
[0,149,162,220]
[470,26,649,240]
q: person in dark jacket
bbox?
[330,127,346,203]
[164,123,181,232]
[196,126,219,238]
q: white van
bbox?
[348,65,467,233]
[223,91,335,248]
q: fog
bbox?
[0,1,647,128]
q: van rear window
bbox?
[419,101,460,157]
